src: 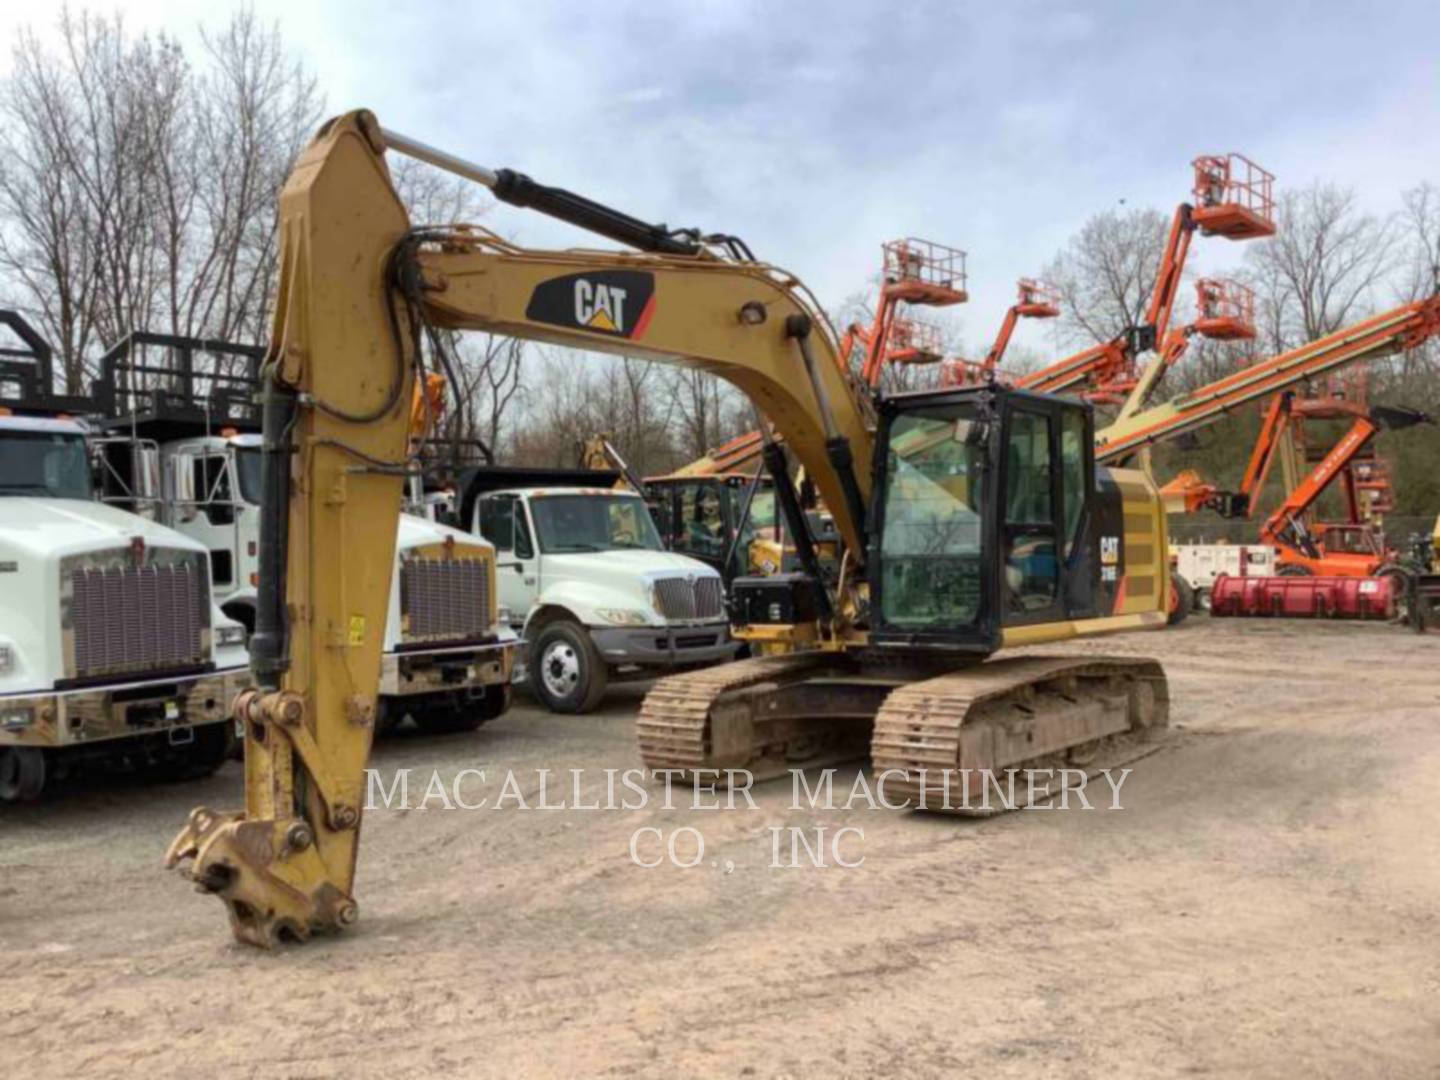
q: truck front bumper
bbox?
[380,638,518,697]
[589,623,740,667]
[0,666,247,750]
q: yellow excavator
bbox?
[166,111,1173,947]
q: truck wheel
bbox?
[1376,566,1413,624]
[1168,575,1194,626]
[374,698,403,737]
[161,724,235,782]
[531,621,608,714]
[1277,564,1312,577]
[413,686,511,735]
[0,747,47,802]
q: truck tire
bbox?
[1277,563,1312,577]
[374,698,403,737]
[1168,574,1194,626]
[531,620,608,714]
[157,724,235,782]
[413,685,512,735]
[0,747,47,802]
[1376,565,1414,625]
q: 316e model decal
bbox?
[525,271,656,340]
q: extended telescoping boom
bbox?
[1094,297,1440,465]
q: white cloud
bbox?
[2,0,1436,353]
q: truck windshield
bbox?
[530,494,663,554]
[0,431,93,500]
[235,447,263,505]
[878,405,986,629]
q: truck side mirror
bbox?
[172,454,198,523]
[135,445,160,505]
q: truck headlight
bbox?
[595,608,652,627]
[0,644,13,675]
[496,605,515,627]
[1,705,34,732]
[216,625,248,647]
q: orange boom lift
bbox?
[940,277,1061,387]
[1018,154,1275,403]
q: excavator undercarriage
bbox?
[638,650,1169,811]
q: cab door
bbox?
[999,398,1095,627]
[477,494,538,625]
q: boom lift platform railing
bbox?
[859,237,968,385]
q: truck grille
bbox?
[653,575,724,622]
[401,558,491,642]
[70,563,208,678]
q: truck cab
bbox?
[93,331,518,736]
[461,468,737,713]
[0,409,249,801]
[646,472,840,584]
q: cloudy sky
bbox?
[4,1,1438,360]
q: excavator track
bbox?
[637,652,891,780]
[871,654,1169,814]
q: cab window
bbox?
[679,483,726,557]
[193,455,235,525]
[1003,410,1058,614]
[1060,409,1086,555]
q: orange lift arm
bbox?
[1259,416,1378,549]
[982,278,1061,371]
[859,238,967,386]
[1236,392,1295,509]
[1020,154,1274,400]
[1019,205,1196,397]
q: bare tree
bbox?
[1044,207,1169,347]
[1399,182,1440,301]
[0,8,319,392]
[1243,183,1393,352]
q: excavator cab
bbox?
[867,384,1105,653]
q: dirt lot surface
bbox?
[4,619,1439,1078]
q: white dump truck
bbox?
[93,330,517,734]
[457,467,738,713]
[0,407,249,801]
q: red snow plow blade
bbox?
[1210,573,1396,620]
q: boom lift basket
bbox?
[1193,278,1257,340]
[1191,154,1276,239]
[886,315,945,364]
[882,238,968,305]
[1015,278,1062,318]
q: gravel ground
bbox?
[3,618,1439,1078]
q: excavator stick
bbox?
[166,113,419,947]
